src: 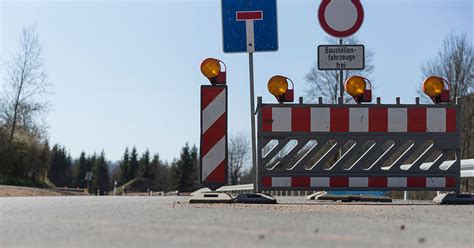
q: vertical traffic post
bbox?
[248,52,257,192]
[221,0,278,203]
[200,84,227,190]
[190,58,233,203]
[235,11,263,193]
[339,38,344,100]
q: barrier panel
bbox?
[256,97,461,193]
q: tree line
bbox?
[0,25,206,193]
[0,129,203,194]
[45,143,200,195]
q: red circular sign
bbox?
[318,0,364,38]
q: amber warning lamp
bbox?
[267,75,294,103]
[200,58,226,84]
[422,76,450,104]
[345,76,372,103]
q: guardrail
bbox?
[461,159,474,178]
[55,187,85,192]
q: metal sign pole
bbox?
[248,52,258,193]
[339,38,344,100]
[338,38,344,161]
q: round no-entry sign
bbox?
[318,0,364,38]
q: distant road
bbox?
[1,196,473,247]
[0,185,86,197]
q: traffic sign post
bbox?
[221,0,278,196]
[318,0,364,99]
[248,53,257,193]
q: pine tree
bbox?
[129,147,139,180]
[139,149,151,179]
[150,153,169,191]
[66,154,74,187]
[48,144,60,185]
[48,144,73,187]
[75,152,87,188]
[119,147,131,184]
[171,143,199,192]
[149,154,159,181]
[86,154,97,193]
[93,151,110,195]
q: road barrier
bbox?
[256,97,461,193]
[200,85,228,190]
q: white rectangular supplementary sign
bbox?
[318,45,364,70]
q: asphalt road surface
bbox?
[1,196,473,248]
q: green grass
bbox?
[0,177,49,188]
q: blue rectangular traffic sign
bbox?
[221,0,278,53]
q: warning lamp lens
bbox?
[422,76,444,97]
[268,76,288,97]
[200,58,221,79]
[345,76,366,97]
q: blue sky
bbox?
[0,0,472,163]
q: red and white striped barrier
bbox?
[261,106,456,133]
[200,85,228,190]
[262,176,456,189]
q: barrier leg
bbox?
[433,192,474,204]
[190,191,234,204]
[234,192,277,204]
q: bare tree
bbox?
[420,33,473,158]
[462,94,474,158]
[305,37,374,103]
[420,33,473,100]
[228,132,250,185]
[0,24,50,150]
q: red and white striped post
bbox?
[200,85,228,190]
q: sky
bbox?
[0,0,472,163]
